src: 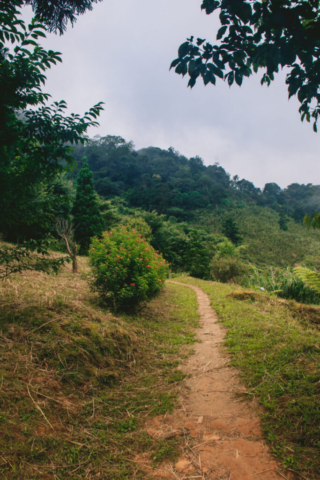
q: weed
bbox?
[152,438,179,463]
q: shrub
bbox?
[122,216,152,241]
[89,227,169,310]
[210,256,249,283]
[214,239,246,259]
[243,267,320,305]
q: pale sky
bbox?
[23,0,319,189]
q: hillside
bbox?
[194,206,320,267]
[67,135,320,269]
[71,135,320,222]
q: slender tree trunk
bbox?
[72,245,78,273]
[60,234,78,274]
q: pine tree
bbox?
[279,210,289,231]
[183,230,210,279]
[72,158,105,254]
[222,218,242,245]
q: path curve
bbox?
[143,281,290,480]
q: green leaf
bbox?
[188,60,197,76]
[170,58,180,70]
[178,42,190,58]
[235,71,243,86]
[196,38,205,46]
[202,72,211,85]
[208,63,224,79]
[227,71,234,86]
[188,77,197,88]
[217,26,227,40]
[175,61,188,76]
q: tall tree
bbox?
[171,0,320,131]
[279,210,289,231]
[72,159,105,254]
[222,218,242,245]
[0,2,103,232]
[183,229,210,279]
[0,1,103,274]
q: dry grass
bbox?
[0,258,199,479]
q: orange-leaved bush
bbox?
[89,227,169,310]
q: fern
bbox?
[293,267,320,294]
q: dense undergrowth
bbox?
[0,260,199,479]
[243,267,320,305]
[174,276,320,479]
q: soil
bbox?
[136,281,296,480]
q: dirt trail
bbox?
[139,281,293,480]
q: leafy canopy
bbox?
[0,1,103,234]
[23,0,102,34]
[171,0,320,131]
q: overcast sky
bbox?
[23,0,319,189]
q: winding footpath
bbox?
[141,281,294,480]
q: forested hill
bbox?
[72,135,320,221]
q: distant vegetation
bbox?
[3,131,320,305]
[71,135,320,221]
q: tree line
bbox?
[70,135,320,223]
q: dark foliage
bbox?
[0,2,103,238]
[72,159,105,254]
[279,210,289,231]
[222,218,242,245]
[0,1,103,275]
[24,0,102,34]
[183,229,211,279]
[71,135,320,222]
[171,0,320,130]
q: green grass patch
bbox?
[174,276,320,480]
[0,265,199,479]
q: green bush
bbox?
[243,267,320,305]
[122,216,152,241]
[89,227,169,310]
[210,256,249,283]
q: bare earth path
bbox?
[140,281,291,480]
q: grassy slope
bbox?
[194,205,320,267]
[174,276,320,479]
[0,260,199,480]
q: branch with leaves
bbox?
[294,266,320,294]
[0,239,69,280]
[171,0,320,131]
